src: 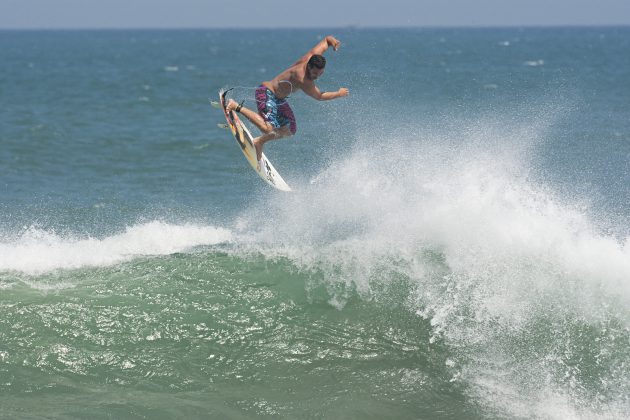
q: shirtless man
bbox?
[226,35,349,162]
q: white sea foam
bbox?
[525,59,545,67]
[0,221,232,275]
[238,111,630,418]
[241,113,630,312]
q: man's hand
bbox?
[338,88,349,97]
[327,36,341,51]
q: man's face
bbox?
[307,65,325,80]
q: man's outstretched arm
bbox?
[303,83,349,101]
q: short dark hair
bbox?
[307,54,326,69]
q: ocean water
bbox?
[1,27,629,419]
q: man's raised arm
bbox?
[311,35,341,55]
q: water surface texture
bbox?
[1,28,629,419]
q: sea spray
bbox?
[235,118,630,418]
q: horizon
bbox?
[2,23,630,32]
[2,0,629,30]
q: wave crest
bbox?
[0,221,232,275]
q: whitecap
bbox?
[524,59,545,67]
[0,221,232,275]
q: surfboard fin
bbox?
[217,123,229,130]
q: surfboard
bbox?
[214,89,291,192]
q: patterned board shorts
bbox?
[255,85,297,135]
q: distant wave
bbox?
[524,59,545,67]
[0,221,232,275]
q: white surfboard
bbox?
[215,89,291,192]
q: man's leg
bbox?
[252,125,291,161]
[226,99,273,134]
[227,99,292,161]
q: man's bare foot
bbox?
[252,138,263,162]
[226,99,239,112]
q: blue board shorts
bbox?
[255,85,297,135]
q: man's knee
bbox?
[281,122,296,136]
[277,125,293,138]
[261,123,275,134]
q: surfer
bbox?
[226,35,349,161]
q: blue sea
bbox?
[1,27,629,419]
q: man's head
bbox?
[306,54,326,80]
